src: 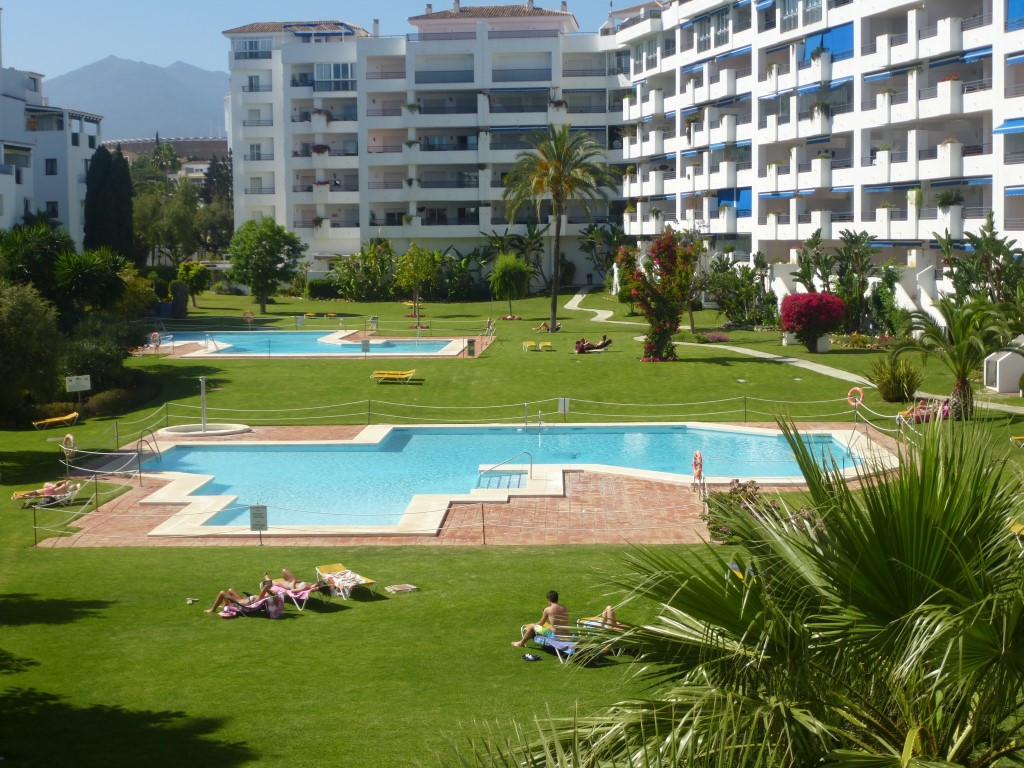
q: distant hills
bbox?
[44,56,229,141]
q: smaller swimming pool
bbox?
[166,331,459,357]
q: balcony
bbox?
[414,70,474,84]
[242,119,273,127]
[242,84,271,92]
[366,107,402,117]
[245,187,275,194]
[245,152,274,161]
[492,68,552,82]
[365,71,406,80]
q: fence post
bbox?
[113,421,120,450]
[367,399,371,425]
[743,396,747,422]
[524,403,528,426]
[164,402,169,428]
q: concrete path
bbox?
[563,287,1024,416]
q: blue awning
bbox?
[756,0,774,10]
[682,106,701,115]
[663,110,676,118]
[931,177,991,187]
[651,153,675,162]
[831,186,853,193]
[866,186,894,193]
[765,42,788,54]
[735,139,752,147]
[680,19,695,29]
[806,135,831,144]
[710,142,726,150]
[759,190,794,198]
[995,118,1024,134]
[681,149,700,157]
[963,46,992,63]
[683,60,709,73]
[864,71,892,83]
[874,241,922,248]
[830,76,853,87]
[564,89,606,94]
[490,87,549,93]
[735,0,751,6]
[929,55,961,69]
[717,45,752,60]
[1006,185,1024,196]
[1008,52,1024,66]
[490,125,546,132]
[642,115,653,122]
[866,183,918,192]
[797,83,822,94]
[759,91,780,100]
[798,189,815,195]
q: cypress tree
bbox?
[110,147,134,260]
[82,145,112,250]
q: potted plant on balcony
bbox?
[405,178,417,187]
[933,188,965,209]
[817,150,831,160]
[402,213,414,225]
[403,139,420,148]
[310,144,330,154]
[939,72,960,82]
[404,102,420,112]
[764,62,777,78]
[810,99,831,118]
[312,215,325,229]
[907,187,923,210]
[650,207,663,220]
[810,45,828,62]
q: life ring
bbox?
[692,450,703,480]
[61,433,77,460]
[847,387,865,407]
[242,310,255,324]
[150,331,161,347]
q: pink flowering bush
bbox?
[781,292,846,352]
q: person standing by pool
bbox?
[512,590,569,646]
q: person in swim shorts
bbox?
[512,590,569,647]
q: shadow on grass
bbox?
[348,590,389,603]
[1,449,69,487]
[0,593,114,627]
[0,649,38,675]
[0,688,255,767]
[305,600,352,614]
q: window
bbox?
[233,37,272,59]
[609,50,629,75]
[804,0,822,25]
[646,38,658,69]
[71,133,79,146]
[781,0,800,31]
[247,75,261,92]
[314,63,356,92]
[633,43,644,74]
[713,10,730,46]
[249,143,262,160]
[45,201,58,218]
[45,159,57,175]
[697,17,712,52]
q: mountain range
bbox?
[43,56,229,141]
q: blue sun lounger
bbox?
[524,628,578,664]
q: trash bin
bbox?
[466,339,476,358]
[370,315,378,331]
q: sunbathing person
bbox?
[575,338,588,354]
[594,604,626,629]
[591,335,613,350]
[537,321,562,332]
[275,569,321,591]
[13,480,71,500]
[513,590,569,647]
[205,577,274,613]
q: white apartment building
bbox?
[0,65,100,246]
[224,4,628,275]
[225,0,1023,308]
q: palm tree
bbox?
[503,124,618,331]
[451,421,1024,767]
[895,296,1014,420]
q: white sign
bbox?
[249,505,268,532]
[558,397,571,415]
[65,375,91,393]
[361,339,371,354]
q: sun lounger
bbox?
[538,341,553,351]
[31,412,79,429]
[522,341,537,351]
[19,482,83,509]
[315,563,377,599]
[271,581,326,611]
[219,592,286,619]
[370,369,415,384]
[1012,435,1024,447]
[521,624,577,663]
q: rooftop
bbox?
[409,3,573,21]
[223,20,368,36]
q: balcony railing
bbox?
[961,12,992,30]
[862,97,878,110]
[314,80,356,93]
[242,84,272,92]
[832,156,853,169]
[330,109,358,121]
[234,50,271,60]
[365,71,406,80]
[366,107,402,117]
[828,0,852,7]
[918,23,938,39]
[919,207,938,219]
[1006,83,1024,98]
[892,91,909,104]
[1006,151,1024,164]
[567,104,607,113]
[292,113,311,122]
[735,16,752,32]
[420,179,478,188]
[367,181,403,189]
[963,78,992,93]
[919,147,938,160]
[330,219,360,228]
[420,142,476,152]
[366,145,402,153]
[492,68,552,82]
[242,119,273,127]
[797,161,812,172]
[245,153,273,161]
[329,147,358,157]
[422,216,477,226]
[244,187,274,194]
[407,31,476,41]
[890,32,909,46]
[890,150,908,163]
[563,68,606,77]
[415,69,474,84]
[862,42,878,55]
[831,211,854,222]
[488,29,558,39]
[798,212,812,223]
[1006,217,1024,229]
[964,207,990,219]
[290,76,313,87]
[491,140,532,150]
[890,208,908,221]
[918,86,938,100]
[963,142,991,156]
[804,5,822,24]
[490,104,547,113]
[293,183,313,192]
[781,14,799,32]
[420,104,477,114]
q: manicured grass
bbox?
[4,290,1024,766]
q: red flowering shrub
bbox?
[780,292,846,352]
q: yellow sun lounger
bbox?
[32,411,79,429]
[1011,435,1024,447]
[538,341,553,351]
[522,341,537,351]
[370,369,415,383]
[315,563,377,597]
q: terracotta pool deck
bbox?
[39,422,895,549]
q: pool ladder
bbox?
[478,450,533,488]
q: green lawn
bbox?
[3,290,1024,766]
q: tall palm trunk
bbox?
[950,378,974,421]
[549,209,561,331]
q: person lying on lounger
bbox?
[512,590,570,646]
[274,569,323,591]
[205,577,274,613]
[13,480,71,499]
[537,321,562,332]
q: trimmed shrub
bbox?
[31,401,79,422]
[307,279,341,300]
[780,292,846,352]
[868,354,924,403]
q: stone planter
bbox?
[782,331,799,346]
[813,334,830,353]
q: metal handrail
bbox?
[480,450,533,480]
[137,428,161,460]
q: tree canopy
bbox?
[228,218,306,313]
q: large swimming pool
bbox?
[143,425,860,529]
[167,331,455,356]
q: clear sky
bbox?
[2,0,623,79]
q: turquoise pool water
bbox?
[169,331,451,356]
[144,426,857,528]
